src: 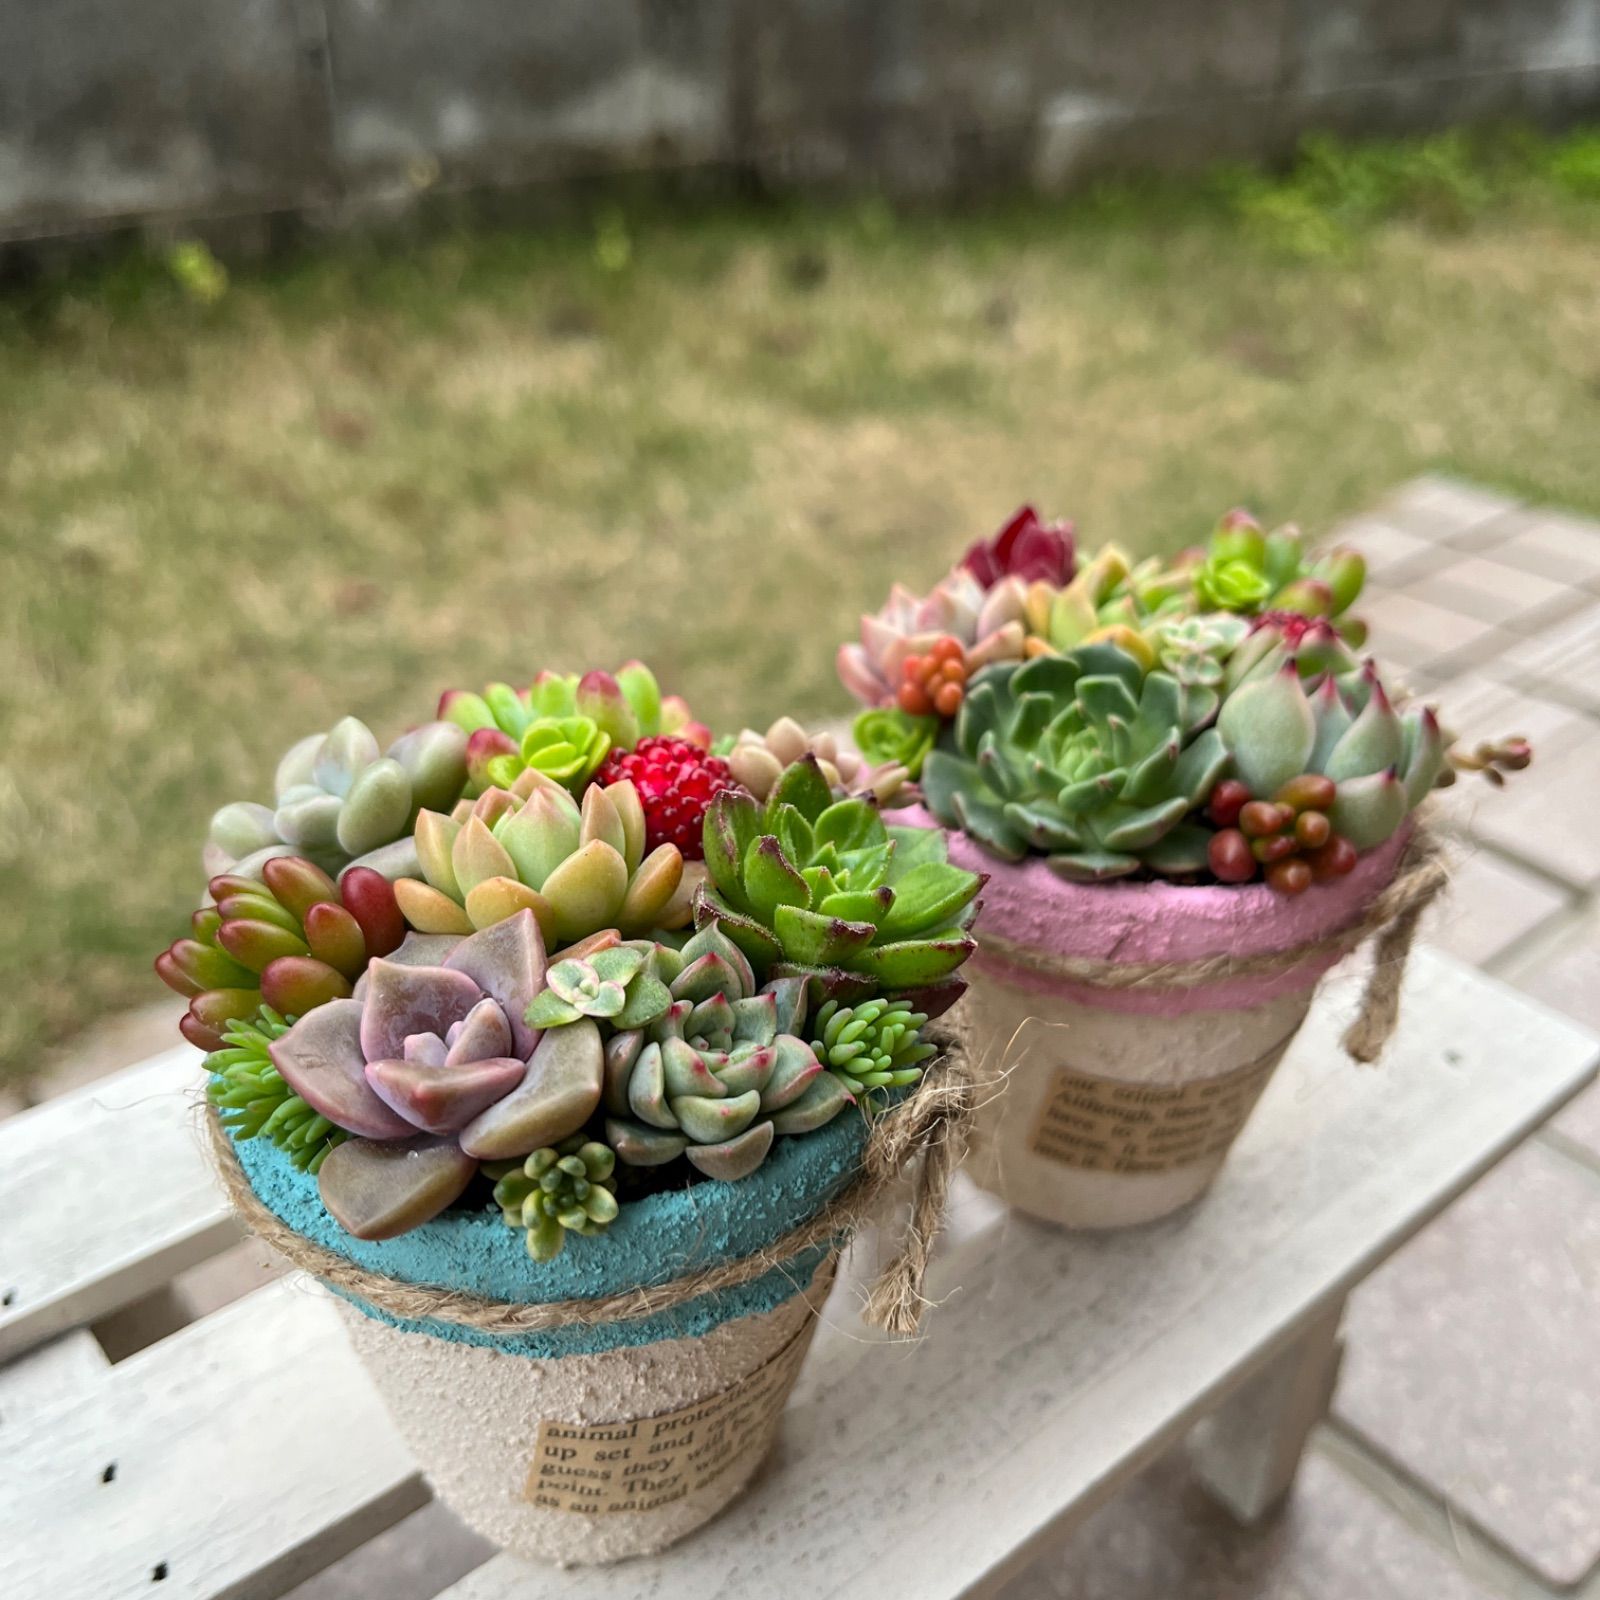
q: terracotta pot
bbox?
[228,1110,865,1564]
[902,807,1408,1229]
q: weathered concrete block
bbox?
[0,0,323,238]
[324,0,732,196]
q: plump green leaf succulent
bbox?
[205,1007,349,1174]
[1189,511,1367,640]
[695,756,983,1013]
[440,662,704,795]
[850,707,940,781]
[603,924,853,1181]
[489,1136,620,1260]
[1217,658,1446,848]
[394,767,688,946]
[156,855,407,1051]
[526,944,675,1030]
[921,645,1230,882]
[811,998,936,1098]
[206,716,469,883]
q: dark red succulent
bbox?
[962,506,1076,589]
[595,736,738,860]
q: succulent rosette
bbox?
[850,505,1529,897]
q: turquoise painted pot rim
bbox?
[230,1110,871,1357]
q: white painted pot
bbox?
[229,1107,867,1566]
[903,808,1409,1230]
[338,1256,836,1565]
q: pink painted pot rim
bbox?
[896,804,1409,1014]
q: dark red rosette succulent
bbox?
[962,506,1076,589]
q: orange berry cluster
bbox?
[1205,774,1358,896]
[898,636,969,718]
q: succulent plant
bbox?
[1204,774,1359,895]
[962,505,1076,588]
[696,756,983,1012]
[206,1007,349,1174]
[206,717,468,883]
[602,925,852,1181]
[267,909,616,1239]
[594,737,738,859]
[721,716,914,804]
[1189,512,1367,643]
[1148,613,1251,723]
[837,564,1028,710]
[440,663,707,795]
[811,997,935,1097]
[1018,544,1194,667]
[526,944,675,1030]
[489,1136,620,1260]
[1222,612,1363,694]
[848,707,937,787]
[157,856,406,1051]
[921,646,1230,882]
[393,769,689,946]
[1216,658,1447,855]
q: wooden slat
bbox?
[0,1331,110,1426]
[0,949,1593,1600]
[0,1280,425,1600]
[0,1046,238,1363]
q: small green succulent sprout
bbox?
[205,716,469,882]
[441,662,705,795]
[526,944,674,1031]
[851,707,940,781]
[812,998,936,1097]
[490,1136,620,1261]
[697,755,984,1013]
[205,1008,349,1174]
[921,645,1230,882]
[1150,613,1251,722]
[1217,657,1447,849]
[1190,511,1367,639]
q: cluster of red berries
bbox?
[1205,775,1358,896]
[898,636,969,719]
[594,736,737,860]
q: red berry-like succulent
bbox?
[898,636,969,719]
[594,736,737,860]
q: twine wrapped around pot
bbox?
[205,1024,981,1340]
[965,820,1451,1065]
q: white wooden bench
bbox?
[1,946,1594,1600]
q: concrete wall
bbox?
[3,0,1598,240]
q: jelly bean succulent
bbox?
[156,856,407,1051]
[440,662,705,795]
[921,645,1230,882]
[696,756,984,1013]
[206,717,469,883]
[393,769,689,946]
[601,925,853,1181]
[811,998,935,1099]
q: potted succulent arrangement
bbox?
[157,664,984,1565]
[839,509,1530,1231]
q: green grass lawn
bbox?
[3,130,1598,1086]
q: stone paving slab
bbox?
[1418,845,1569,970]
[1409,555,1587,633]
[1359,588,1512,674]
[1370,476,1522,547]
[1496,605,1600,716]
[1472,509,1600,587]
[1335,1140,1600,1589]
[1000,1449,1501,1600]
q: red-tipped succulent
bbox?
[962,505,1076,589]
[156,857,405,1051]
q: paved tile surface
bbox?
[1410,555,1583,632]
[1335,1142,1600,1588]
[1369,476,1522,546]
[1418,845,1568,969]
[283,1500,493,1600]
[1476,510,1600,586]
[1000,1450,1502,1600]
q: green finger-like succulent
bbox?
[206,716,469,883]
[811,997,936,1097]
[1216,658,1447,848]
[921,645,1230,882]
[205,1007,349,1174]
[696,756,984,1014]
[490,1136,620,1261]
[603,924,853,1181]
[393,767,689,946]
[155,854,406,1051]
[440,662,706,795]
